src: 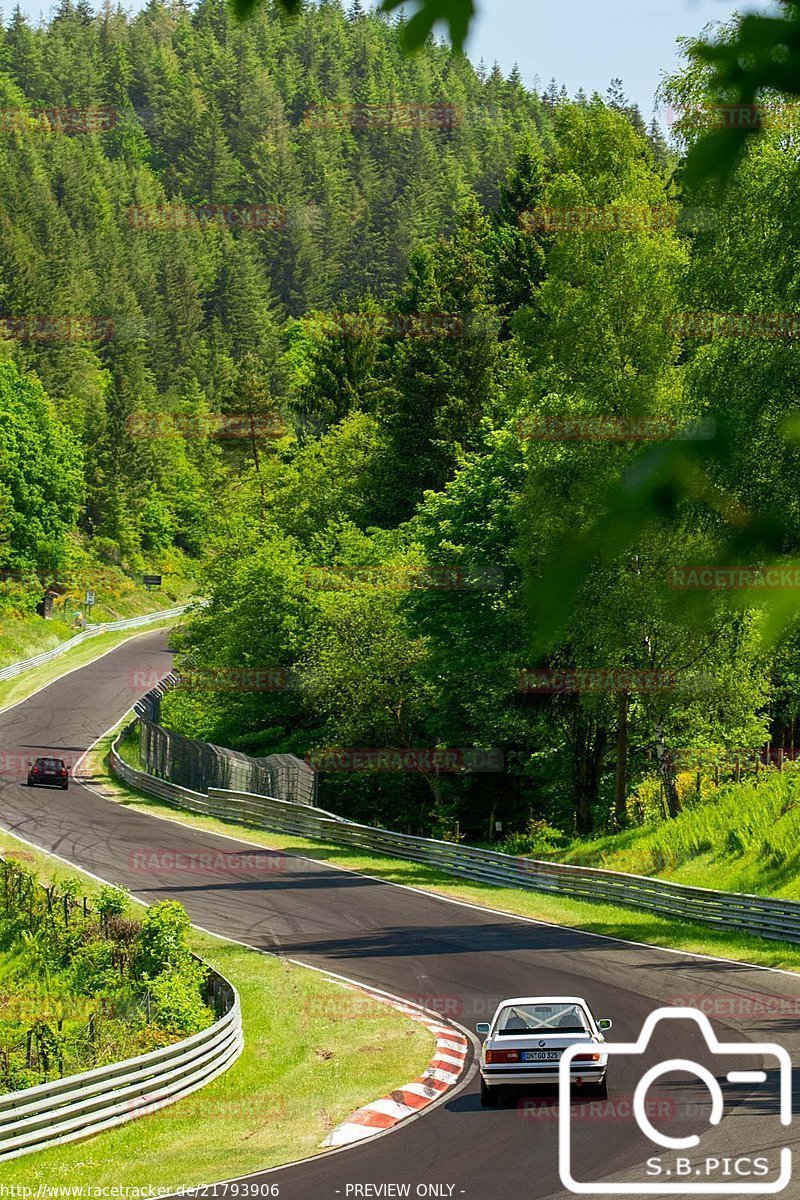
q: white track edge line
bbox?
[76,759,800,985]
[0,619,179,720]
[5,642,800,1184]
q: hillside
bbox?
[7,0,798,861]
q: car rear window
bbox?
[37,758,64,768]
[495,1003,590,1035]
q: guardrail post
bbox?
[110,739,800,950]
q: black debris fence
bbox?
[131,676,316,805]
[109,747,800,948]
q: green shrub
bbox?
[147,960,211,1036]
[137,900,192,977]
[675,770,718,807]
[91,537,121,565]
[0,864,206,1088]
[500,819,566,857]
[69,940,118,995]
[130,1025,183,1053]
[95,885,129,925]
[626,776,665,825]
[0,1061,39,1092]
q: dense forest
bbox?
[2,0,798,843]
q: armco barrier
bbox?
[111,728,338,820]
[0,605,192,683]
[131,676,316,805]
[110,737,800,946]
[0,965,241,1160]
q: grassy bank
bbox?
[547,769,800,900]
[0,830,434,1190]
[0,546,196,672]
[99,724,800,976]
[0,619,184,714]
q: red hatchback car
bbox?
[27,757,69,790]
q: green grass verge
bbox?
[0,595,187,671]
[0,561,195,674]
[97,727,800,977]
[550,770,800,902]
[0,619,183,715]
[0,828,434,1189]
[0,544,195,676]
[0,615,79,668]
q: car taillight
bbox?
[60,769,67,776]
[485,1049,520,1064]
[574,1053,601,1062]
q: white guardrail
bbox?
[0,968,242,1161]
[110,733,800,947]
[0,600,240,1160]
[0,606,191,682]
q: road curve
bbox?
[0,629,798,1199]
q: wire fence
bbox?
[0,984,241,1162]
[132,674,316,805]
[0,854,241,1159]
[0,993,151,1090]
[0,856,220,1092]
[109,740,800,947]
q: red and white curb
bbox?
[321,982,469,1148]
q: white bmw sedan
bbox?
[476,995,612,1106]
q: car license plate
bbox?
[521,1050,560,1062]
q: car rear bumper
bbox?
[481,1065,606,1087]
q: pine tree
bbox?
[488,61,503,86]
[607,78,626,110]
[490,140,547,316]
[54,0,76,23]
[172,105,241,203]
[373,197,501,523]
[543,77,559,107]
[6,6,43,96]
[648,116,668,167]
[626,102,646,135]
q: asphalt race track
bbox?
[0,629,799,1199]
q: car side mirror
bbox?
[476,1022,490,1035]
[598,1018,612,1032]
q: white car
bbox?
[476,995,612,1106]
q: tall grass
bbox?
[560,771,800,897]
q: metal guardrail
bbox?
[0,963,242,1160]
[110,738,800,946]
[110,730,338,819]
[0,606,191,683]
[130,676,316,805]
